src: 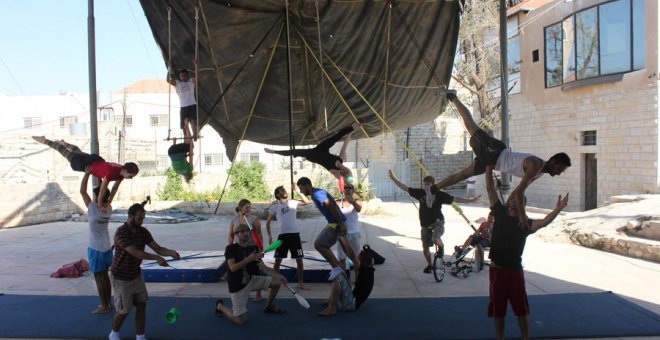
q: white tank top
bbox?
[495,149,538,178]
[175,79,196,107]
[339,202,359,234]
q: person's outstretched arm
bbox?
[485,166,498,206]
[387,169,409,192]
[529,193,569,232]
[508,156,544,227]
[79,167,92,207]
[106,179,122,204]
[293,183,312,205]
[453,194,482,204]
[265,212,275,245]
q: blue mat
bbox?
[0,292,659,339]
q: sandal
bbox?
[215,299,224,318]
[263,305,286,314]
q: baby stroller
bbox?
[445,246,476,279]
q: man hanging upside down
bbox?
[265,122,362,182]
[434,92,571,227]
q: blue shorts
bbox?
[87,247,113,273]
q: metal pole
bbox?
[498,0,510,197]
[88,0,99,187]
[285,0,295,197]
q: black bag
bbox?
[362,244,385,265]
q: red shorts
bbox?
[488,266,529,317]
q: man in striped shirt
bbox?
[108,203,180,340]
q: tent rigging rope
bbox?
[203,13,284,135]
[214,21,285,214]
[298,21,474,225]
[167,6,172,141]
[314,1,328,130]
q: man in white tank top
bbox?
[167,65,199,141]
[265,184,312,289]
[435,91,572,227]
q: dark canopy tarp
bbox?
[140,0,460,160]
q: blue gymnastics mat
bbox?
[1,292,659,339]
[141,250,333,283]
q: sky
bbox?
[0,0,166,96]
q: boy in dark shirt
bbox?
[484,165,568,340]
[215,224,288,325]
[388,169,480,273]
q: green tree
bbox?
[158,168,184,200]
[225,161,270,202]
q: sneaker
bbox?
[328,266,343,281]
[108,332,121,340]
[423,265,433,274]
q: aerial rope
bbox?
[314,0,328,130]
[390,1,476,226]
[166,6,172,141]
[214,21,286,214]
[285,0,296,195]
[194,4,200,141]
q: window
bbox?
[544,0,645,88]
[114,115,132,127]
[239,153,259,163]
[23,117,42,129]
[149,115,169,127]
[99,108,114,121]
[157,156,169,168]
[582,130,597,146]
[138,161,157,173]
[204,154,224,166]
[59,116,78,129]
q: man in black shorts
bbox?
[388,169,480,273]
[266,184,312,289]
[434,92,571,227]
[167,67,199,141]
[266,122,361,181]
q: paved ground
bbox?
[0,200,659,339]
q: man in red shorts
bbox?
[484,165,568,340]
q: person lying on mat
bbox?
[484,165,568,340]
[265,122,361,181]
[215,224,288,325]
[318,248,375,316]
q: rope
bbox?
[314,1,328,130]
[382,2,392,135]
[203,14,284,133]
[214,21,285,214]
[285,0,295,194]
[194,4,200,140]
[293,28,367,137]
[298,20,474,226]
[166,6,172,141]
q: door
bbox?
[584,153,597,210]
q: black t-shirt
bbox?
[408,187,454,227]
[353,265,375,310]
[225,243,261,293]
[488,201,535,269]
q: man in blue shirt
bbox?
[296,177,360,280]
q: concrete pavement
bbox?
[0,201,659,339]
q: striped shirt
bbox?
[110,223,154,280]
